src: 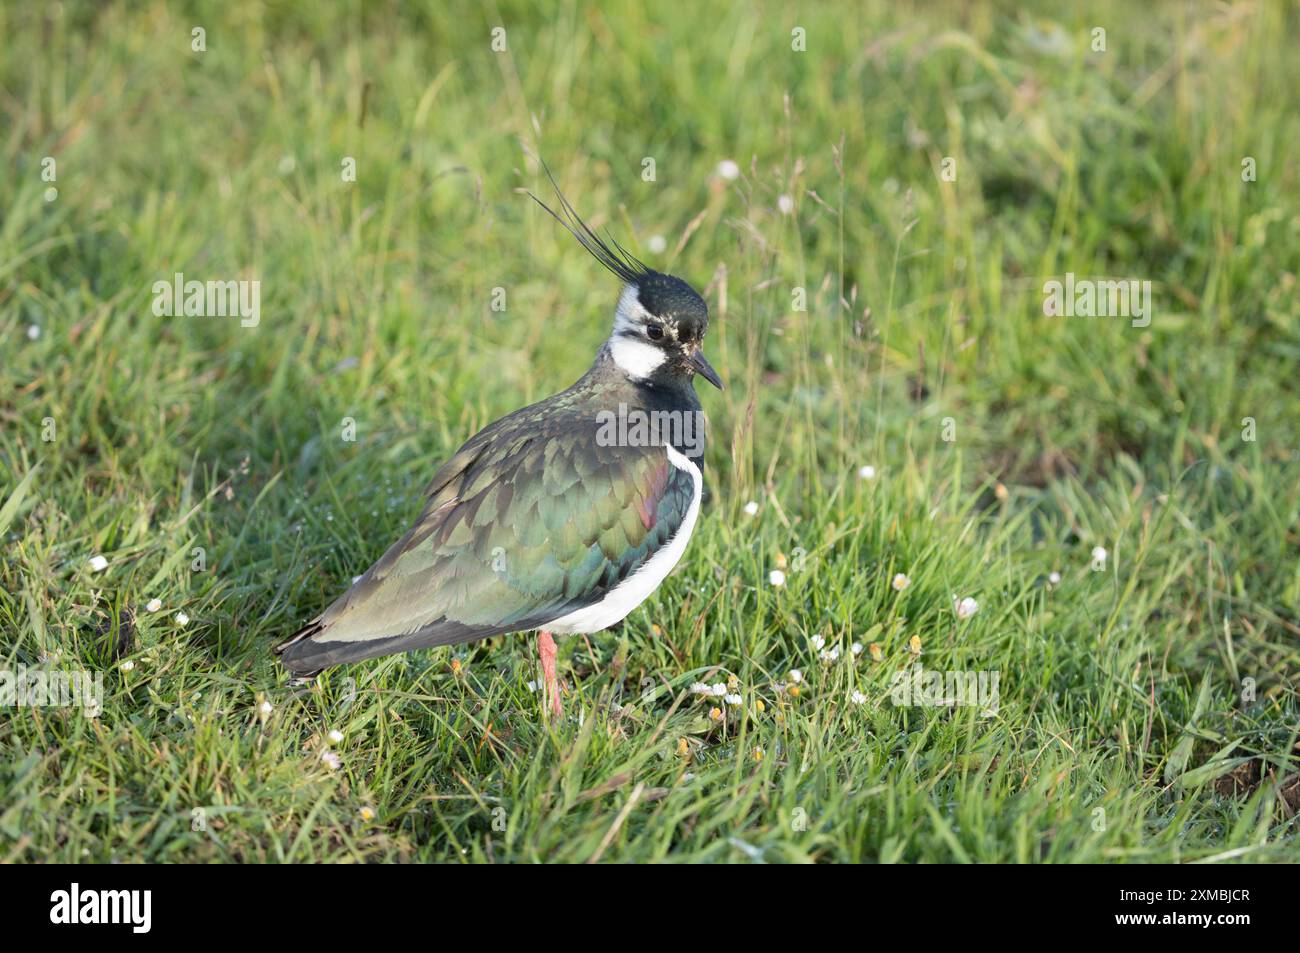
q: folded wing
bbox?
[276,398,696,674]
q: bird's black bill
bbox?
[688,350,724,389]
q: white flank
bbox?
[547,445,702,635]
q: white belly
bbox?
[546,445,702,635]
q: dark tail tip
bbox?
[275,620,328,676]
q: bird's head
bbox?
[527,167,723,391]
[608,273,721,388]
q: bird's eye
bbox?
[646,324,664,340]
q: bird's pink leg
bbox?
[538,630,563,720]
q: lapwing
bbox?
[276,174,722,719]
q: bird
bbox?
[276,171,722,719]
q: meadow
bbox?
[1,0,1297,862]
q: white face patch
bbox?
[609,283,666,380]
[610,336,666,379]
[613,283,649,334]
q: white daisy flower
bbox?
[954,597,979,620]
[892,572,911,591]
[810,634,825,650]
[259,701,273,716]
[710,683,728,697]
[1048,571,1061,586]
[120,660,135,672]
[321,751,341,770]
[690,682,711,695]
[789,669,803,684]
[88,555,108,573]
[724,693,742,705]
[851,642,863,656]
[175,611,190,626]
[647,235,667,255]
[769,569,786,587]
[743,500,759,516]
[27,324,41,340]
[716,159,741,181]
[327,729,344,744]
[777,194,794,215]
[858,465,877,480]
[850,690,867,705]
[820,647,840,662]
[1091,546,1108,570]
[145,598,162,612]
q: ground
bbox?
[1,1,1297,862]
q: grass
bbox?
[2,0,1298,862]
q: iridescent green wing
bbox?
[277,394,696,673]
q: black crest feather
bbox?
[526,162,653,286]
